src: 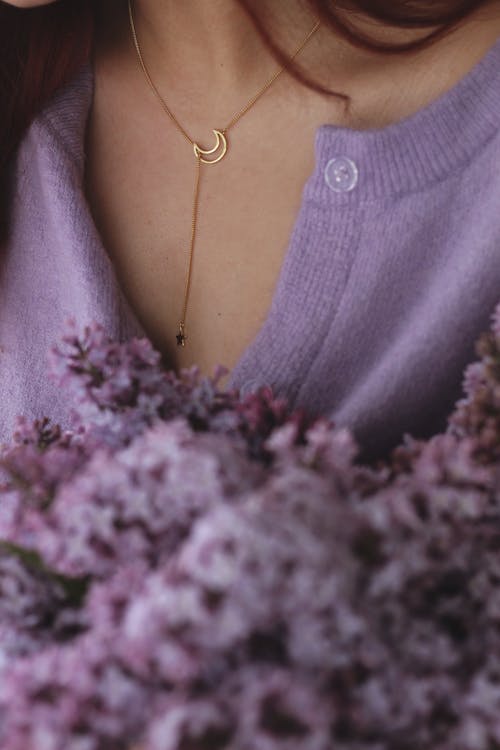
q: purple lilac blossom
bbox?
[0,310,500,749]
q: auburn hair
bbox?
[0,0,495,238]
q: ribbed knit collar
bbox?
[42,32,500,201]
[315,33,500,200]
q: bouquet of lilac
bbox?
[0,305,500,750]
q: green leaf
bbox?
[0,540,91,608]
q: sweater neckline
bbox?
[313,31,500,200]
[39,32,500,395]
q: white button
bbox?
[325,156,358,193]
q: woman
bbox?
[1,0,500,460]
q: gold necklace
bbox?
[128,0,321,347]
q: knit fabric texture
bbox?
[1,37,500,458]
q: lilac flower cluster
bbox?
[0,308,500,750]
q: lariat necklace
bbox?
[128,0,320,347]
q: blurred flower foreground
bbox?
[1,305,500,750]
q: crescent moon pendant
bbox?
[193,130,228,165]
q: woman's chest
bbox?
[84,105,323,382]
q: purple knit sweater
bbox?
[2,37,500,458]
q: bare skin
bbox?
[8,0,500,382]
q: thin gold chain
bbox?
[128,0,321,347]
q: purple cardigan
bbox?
[2,37,500,458]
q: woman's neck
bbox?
[93,0,500,130]
[97,0,321,94]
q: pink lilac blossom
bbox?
[4,421,265,579]
[0,308,500,749]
